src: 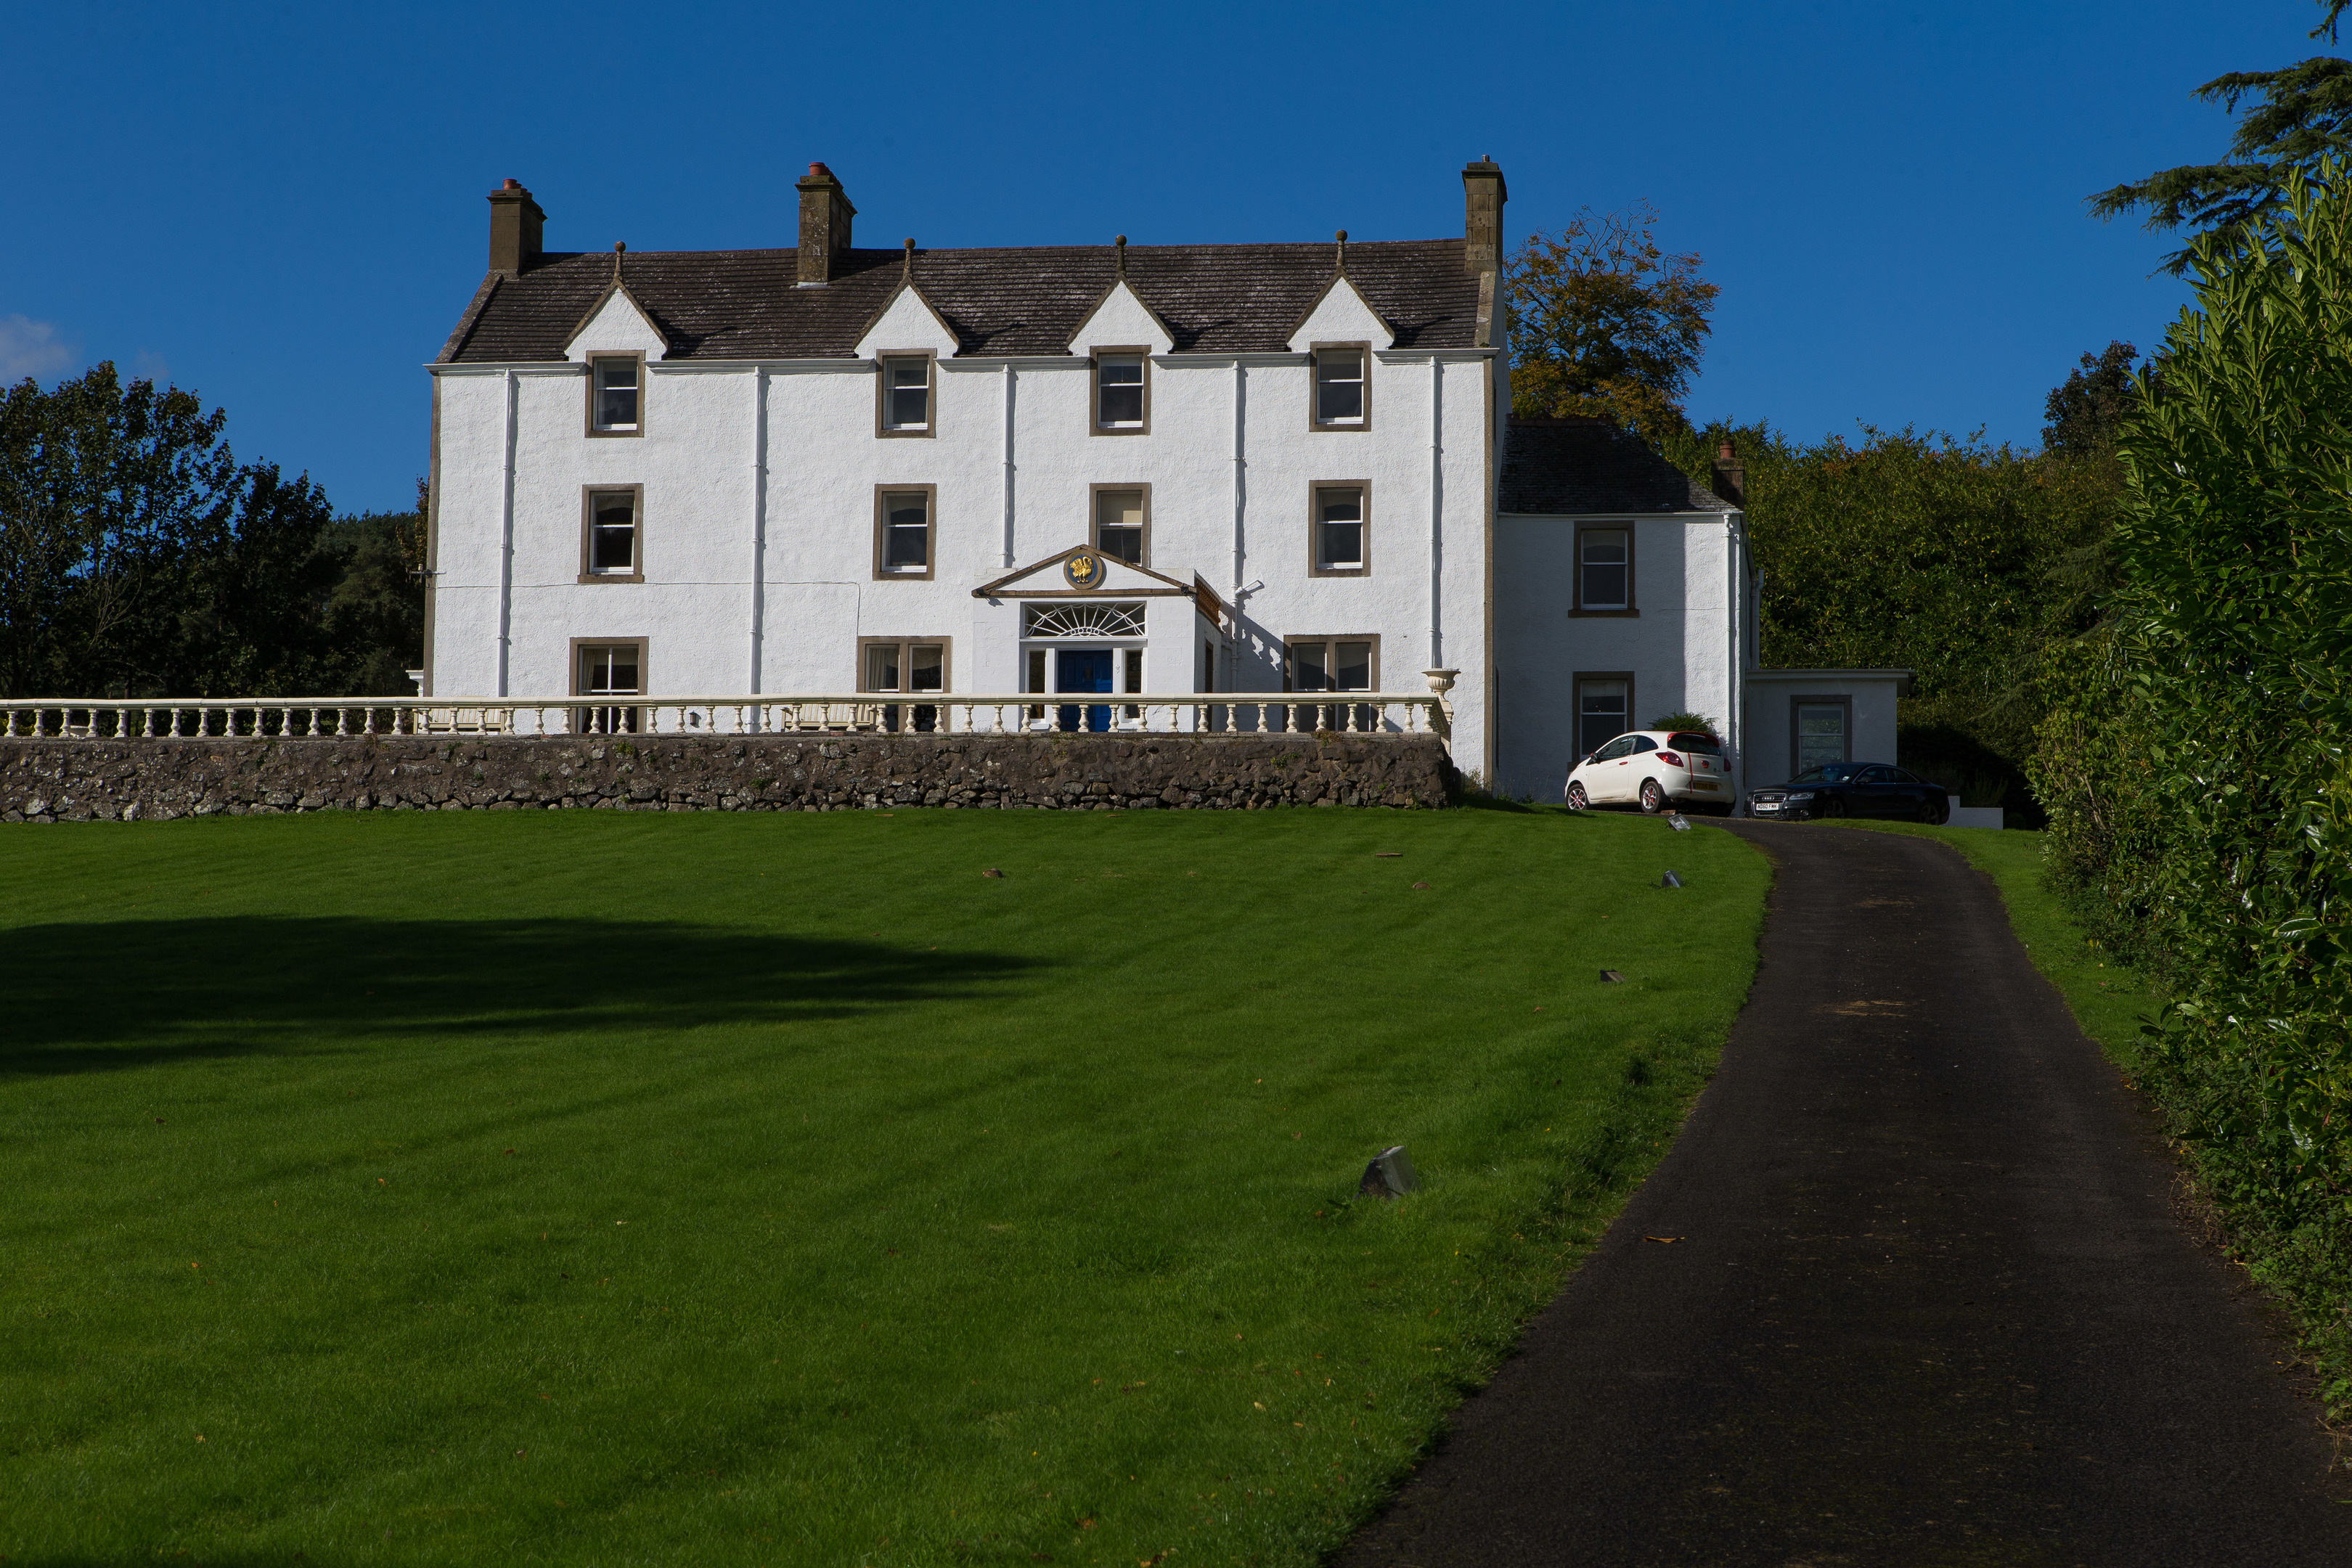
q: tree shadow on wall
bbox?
[0,917,1046,1077]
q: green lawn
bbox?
[1,804,1769,1567]
[1826,821,2157,1069]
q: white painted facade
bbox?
[425,164,1903,806]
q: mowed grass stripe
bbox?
[0,806,1768,1567]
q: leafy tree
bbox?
[0,362,417,698]
[1658,418,2123,813]
[2042,340,2148,458]
[2090,0,2352,272]
[1506,203,1718,439]
[2033,163,2352,1409]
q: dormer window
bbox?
[1312,345,1368,428]
[1093,351,1148,433]
[878,355,933,436]
[589,356,641,436]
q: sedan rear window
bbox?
[1669,732,1722,756]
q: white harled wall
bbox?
[1493,512,1741,801]
[428,330,1498,769]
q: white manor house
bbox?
[423,160,1903,801]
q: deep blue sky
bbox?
[4,1,2323,514]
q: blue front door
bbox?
[1055,649,1114,732]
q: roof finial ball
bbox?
[903,236,916,278]
[1335,228,1348,274]
[1114,234,1128,277]
[611,240,626,280]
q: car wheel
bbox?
[1566,781,1590,811]
[1918,794,1949,825]
[1819,796,1846,820]
[1639,778,1666,814]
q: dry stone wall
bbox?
[0,733,1458,822]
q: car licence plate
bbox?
[1691,779,1720,791]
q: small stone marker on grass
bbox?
[1661,870,1683,889]
[1601,969,1625,983]
[1360,1145,1418,1199]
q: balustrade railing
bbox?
[0,693,1449,746]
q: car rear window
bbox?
[1670,732,1722,755]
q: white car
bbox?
[1565,730,1736,815]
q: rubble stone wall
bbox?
[0,732,1458,822]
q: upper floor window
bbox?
[1312,345,1368,428]
[589,356,641,436]
[1577,526,1631,612]
[1093,486,1147,564]
[580,486,642,582]
[1093,351,1148,433]
[878,355,932,436]
[1310,483,1368,576]
[874,486,935,579]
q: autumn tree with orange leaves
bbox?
[1505,203,1718,441]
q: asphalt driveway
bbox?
[1338,820,2351,1567]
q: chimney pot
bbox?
[796,162,857,285]
[1711,441,1747,507]
[486,179,546,275]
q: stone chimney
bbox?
[797,162,857,285]
[486,179,545,275]
[1712,440,1747,507]
[1462,157,1507,275]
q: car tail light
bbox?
[1656,751,1683,767]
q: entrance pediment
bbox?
[973,545,1193,600]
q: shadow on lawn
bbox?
[0,917,1043,1076]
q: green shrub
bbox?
[2030,162,2352,1408]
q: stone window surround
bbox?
[875,351,936,438]
[1307,480,1371,578]
[584,352,645,439]
[570,635,648,735]
[1090,481,1151,567]
[873,483,938,581]
[579,484,645,584]
[1090,346,1151,436]
[1308,341,1372,431]
[856,635,952,696]
[1281,633,1381,694]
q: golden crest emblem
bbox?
[1063,549,1105,590]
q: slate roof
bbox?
[1498,417,1731,515]
[438,240,1483,364]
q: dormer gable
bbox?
[1285,272,1395,353]
[1066,277,1175,356]
[563,281,670,362]
[853,278,963,359]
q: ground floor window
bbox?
[859,638,948,731]
[1283,635,1377,732]
[1793,698,1852,773]
[1575,674,1630,758]
[573,640,645,734]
